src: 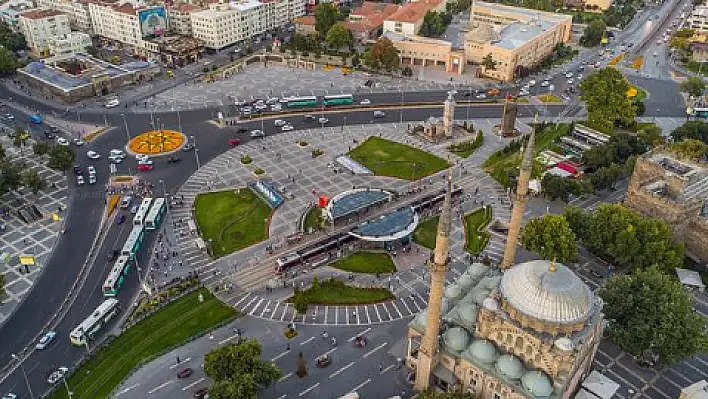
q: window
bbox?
[493,394,501,399]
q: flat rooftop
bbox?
[327,188,392,220]
[349,206,419,241]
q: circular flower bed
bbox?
[128,130,185,155]
[241,154,253,164]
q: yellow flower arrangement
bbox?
[626,87,638,98]
[128,130,185,155]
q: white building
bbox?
[190,0,305,50]
[168,3,202,36]
[47,31,92,56]
[36,0,92,34]
[88,2,167,57]
[19,9,71,56]
[688,6,708,33]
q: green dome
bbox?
[521,370,554,397]
[441,298,451,314]
[495,354,524,380]
[473,289,490,305]
[443,327,470,353]
[457,274,474,289]
[445,284,463,300]
[481,276,502,290]
[466,339,498,365]
[459,304,479,325]
[467,263,488,277]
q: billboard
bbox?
[138,7,167,38]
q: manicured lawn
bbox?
[303,206,327,231]
[464,206,493,255]
[292,278,394,305]
[537,94,563,103]
[413,216,439,250]
[483,123,571,188]
[348,137,449,180]
[50,289,236,399]
[330,251,396,274]
[628,85,647,102]
[447,133,484,158]
[194,189,272,257]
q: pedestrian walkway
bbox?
[0,134,69,326]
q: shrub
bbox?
[253,168,265,175]
[311,148,324,158]
[240,154,252,164]
[284,327,298,339]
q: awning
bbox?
[19,256,35,266]
[676,268,706,290]
[581,371,620,399]
[432,364,458,385]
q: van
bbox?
[120,196,132,209]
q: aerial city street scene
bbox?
[0,0,707,397]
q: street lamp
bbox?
[63,375,74,399]
[190,135,201,169]
[176,105,183,134]
[12,353,35,399]
[399,89,404,124]
[121,113,130,144]
[466,86,471,122]
[341,116,347,134]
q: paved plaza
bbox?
[146,66,490,112]
[0,135,68,325]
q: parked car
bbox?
[87,165,96,175]
[56,137,69,146]
[73,138,84,146]
[73,165,83,175]
[76,176,85,186]
[89,175,96,185]
[249,130,264,138]
[318,117,329,124]
[281,124,294,131]
[110,149,126,159]
[46,367,68,384]
[36,331,57,350]
[43,130,55,139]
[177,368,193,379]
[194,388,209,398]
[86,150,100,160]
[109,155,123,164]
[304,114,315,121]
[274,119,286,127]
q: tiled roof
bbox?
[170,3,202,12]
[20,8,66,19]
[294,15,315,25]
[113,3,137,15]
[386,0,442,24]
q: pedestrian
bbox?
[176,356,181,364]
[379,363,383,372]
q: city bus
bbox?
[133,197,153,226]
[694,107,708,118]
[121,224,145,260]
[286,96,318,108]
[69,298,120,346]
[323,94,354,106]
[102,255,131,297]
[144,197,166,231]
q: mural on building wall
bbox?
[138,7,167,39]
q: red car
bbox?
[177,368,193,379]
[137,163,153,172]
[228,138,241,146]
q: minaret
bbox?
[442,90,456,138]
[500,117,537,270]
[415,170,453,391]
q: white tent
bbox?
[676,268,706,292]
[580,371,620,399]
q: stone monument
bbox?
[494,94,519,137]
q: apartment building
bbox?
[47,31,92,55]
[37,0,92,34]
[382,0,446,36]
[168,3,202,35]
[191,0,305,50]
[688,6,708,33]
[19,9,71,56]
[89,1,170,58]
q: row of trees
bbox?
[580,20,607,47]
[0,21,26,76]
[579,67,639,133]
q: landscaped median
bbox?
[290,278,394,313]
[464,206,493,255]
[330,251,396,274]
[49,288,237,399]
[631,56,644,70]
[413,216,439,250]
[537,94,563,104]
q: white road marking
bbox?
[219,334,241,345]
[300,336,315,346]
[380,364,395,374]
[271,350,290,361]
[277,395,287,399]
[363,342,388,358]
[329,361,355,379]
[278,372,293,382]
[350,378,372,392]
[299,382,320,396]
[116,384,139,396]
[148,380,173,394]
[318,347,338,358]
[169,357,191,370]
[348,327,371,341]
[182,377,205,391]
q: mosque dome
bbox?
[441,298,451,314]
[554,337,575,351]
[466,262,488,277]
[495,354,525,380]
[467,339,498,365]
[483,298,499,311]
[521,370,554,397]
[445,284,463,300]
[443,327,470,353]
[500,260,593,325]
[457,274,474,289]
[458,304,479,325]
[473,289,490,305]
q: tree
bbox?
[204,339,282,399]
[0,160,22,194]
[362,37,400,71]
[418,391,477,399]
[0,20,26,52]
[47,145,75,173]
[680,76,706,98]
[540,174,586,202]
[580,20,606,47]
[671,120,708,144]
[0,47,17,77]
[579,68,636,133]
[521,214,577,263]
[419,11,447,37]
[588,163,624,191]
[22,169,46,195]
[599,266,708,365]
[481,53,497,71]
[325,23,352,50]
[12,127,29,156]
[315,3,339,38]
[295,351,308,378]
[0,273,4,302]
[669,138,708,161]
[562,206,591,241]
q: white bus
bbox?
[144,197,167,231]
[121,224,145,260]
[102,255,131,297]
[133,197,153,226]
[69,298,120,346]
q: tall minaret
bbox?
[415,170,453,391]
[500,117,537,270]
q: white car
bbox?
[528,80,536,87]
[475,93,487,99]
[540,81,550,87]
[87,165,96,175]
[565,72,574,78]
[318,117,329,124]
[360,99,371,105]
[567,79,574,84]
[104,99,120,108]
[47,367,68,384]
[138,159,153,166]
[89,175,97,185]
[281,124,294,131]
[249,130,264,138]
[274,119,286,127]
[271,104,282,112]
[135,154,149,161]
[2,393,17,399]
[109,155,123,164]
[110,149,126,159]
[86,150,100,160]
[36,331,57,350]
[56,137,69,146]
[76,175,85,186]
[373,111,386,118]
[73,138,84,146]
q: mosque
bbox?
[406,123,605,398]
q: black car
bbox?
[44,130,55,139]
[50,126,59,133]
[183,143,195,151]
[167,156,182,164]
[304,114,315,121]
[107,248,120,261]
[236,127,248,133]
[73,165,83,175]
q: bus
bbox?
[102,255,131,297]
[286,96,318,108]
[121,224,145,260]
[694,107,708,118]
[133,197,153,226]
[323,94,354,106]
[69,298,120,346]
[144,197,166,231]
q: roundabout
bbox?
[127,129,185,155]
